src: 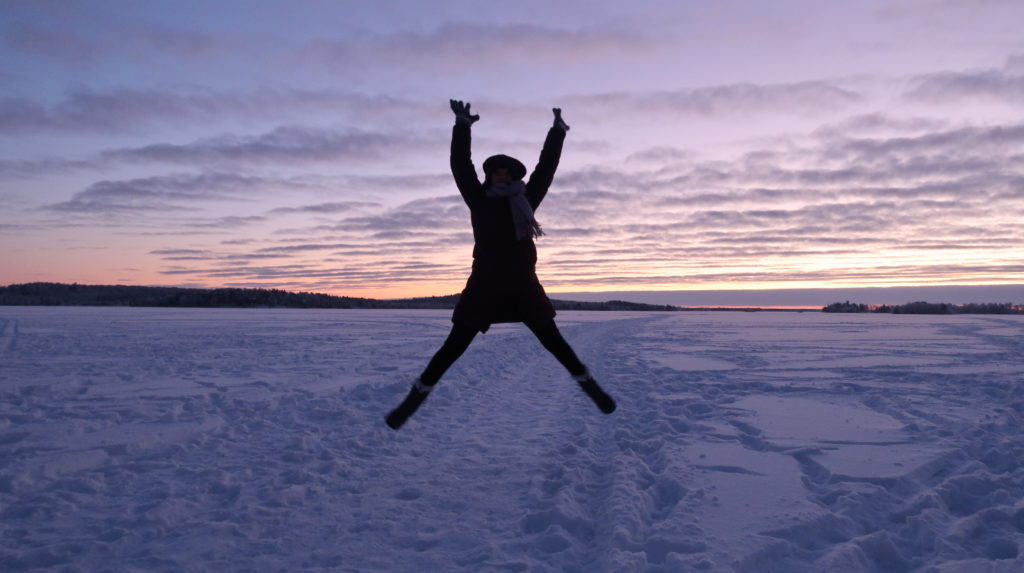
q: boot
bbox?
[385,379,434,429]
[573,368,616,414]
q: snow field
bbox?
[1,307,1023,572]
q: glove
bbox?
[553,108,570,131]
[450,99,480,126]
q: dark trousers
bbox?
[419,319,587,386]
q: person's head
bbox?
[490,167,512,185]
[483,154,526,185]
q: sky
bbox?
[2,0,1024,300]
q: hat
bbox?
[483,154,527,180]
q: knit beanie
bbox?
[482,154,527,181]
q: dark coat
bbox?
[449,123,566,332]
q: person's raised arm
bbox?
[449,100,482,204]
[526,108,569,209]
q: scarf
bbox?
[486,180,544,240]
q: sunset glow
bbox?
[3,1,1023,299]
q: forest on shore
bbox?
[0,282,679,312]
[822,300,1024,314]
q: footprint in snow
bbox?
[395,487,422,501]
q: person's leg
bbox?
[419,323,478,385]
[524,319,586,376]
[386,323,478,430]
[525,318,616,414]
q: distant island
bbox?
[0,282,680,312]
[823,300,1023,314]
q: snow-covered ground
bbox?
[1,307,1023,572]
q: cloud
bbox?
[525,113,1024,290]
[553,121,1024,227]
[535,261,1024,289]
[813,113,949,137]
[0,157,106,179]
[103,126,434,166]
[905,60,1024,104]
[149,247,286,262]
[317,195,469,236]
[625,146,695,164]
[157,258,471,289]
[0,88,433,134]
[0,222,30,234]
[46,172,276,213]
[270,201,382,215]
[150,248,209,256]
[810,123,1024,176]
[144,193,484,290]
[144,129,1023,292]
[3,134,432,182]
[553,167,656,195]
[255,243,365,255]
[338,173,453,192]
[3,7,225,65]
[186,215,267,229]
[303,21,648,74]
[567,80,862,118]
[148,248,216,261]
[15,86,1024,295]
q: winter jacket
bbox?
[449,123,566,331]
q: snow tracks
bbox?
[343,312,712,572]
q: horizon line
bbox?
[3,281,1022,307]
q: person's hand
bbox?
[450,100,480,125]
[552,108,570,131]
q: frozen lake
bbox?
[1,307,1023,572]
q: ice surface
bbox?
[730,395,905,444]
[1,307,1023,571]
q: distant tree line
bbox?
[0,282,384,308]
[549,299,679,312]
[821,301,869,313]
[0,283,679,312]
[823,300,1023,314]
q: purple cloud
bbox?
[906,63,1024,104]
[46,172,274,213]
[303,21,648,73]
[0,88,432,133]
[568,81,862,118]
[103,126,433,166]
[270,201,382,215]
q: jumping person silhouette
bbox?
[385,100,616,429]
